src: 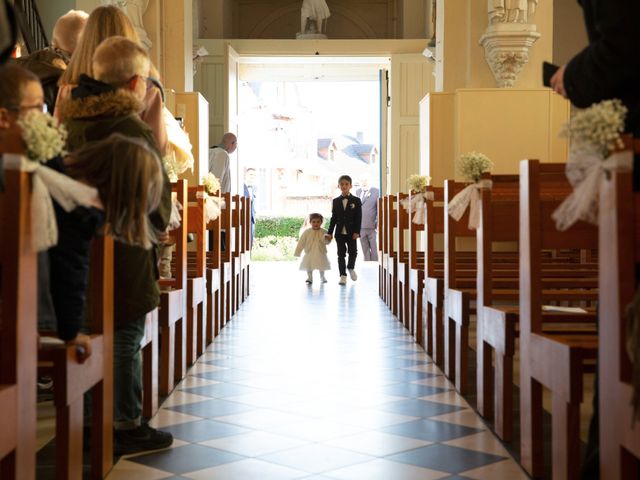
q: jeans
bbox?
[114,316,146,429]
[335,233,357,276]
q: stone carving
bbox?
[298,0,330,38]
[102,0,151,50]
[482,0,540,87]
[488,0,539,24]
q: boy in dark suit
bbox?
[325,175,362,285]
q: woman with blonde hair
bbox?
[54,4,167,154]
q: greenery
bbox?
[252,235,298,261]
[252,216,331,261]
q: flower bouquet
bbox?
[17,110,67,163]
[200,172,224,223]
[552,98,629,230]
[448,151,493,229]
[6,110,97,251]
[401,174,432,224]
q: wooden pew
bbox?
[519,159,599,479]
[422,187,445,357]
[38,235,114,480]
[158,179,187,396]
[141,309,158,418]
[598,163,640,478]
[408,192,426,345]
[219,192,232,327]
[385,194,399,316]
[0,169,37,480]
[186,186,208,362]
[205,194,222,342]
[396,192,410,329]
[378,196,385,299]
[474,171,597,441]
[240,195,251,302]
[425,181,475,370]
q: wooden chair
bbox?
[396,192,410,329]
[230,194,242,315]
[219,192,232,328]
[240,195,251,302]
[476,170,597,441]
[141,309,158,418]
[378,196,385,299]
[205,193,222,342]
[407,192,426,345]
[0,169,37,480]
[386,194,399,316]
[158,179,187,396]
[519,159,599,479]
[38,235,114,480]
[598,161,640,478]
[186,186,208,363]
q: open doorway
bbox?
[236,57,388,260]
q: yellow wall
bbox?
[454,88,570,177]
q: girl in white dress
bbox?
[294,213,331,283]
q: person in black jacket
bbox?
[326,175,362,285]
[549,2,640,478]
[550,0,640,138]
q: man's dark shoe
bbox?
[113,424,173,456]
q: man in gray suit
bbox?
[355,177,379,261]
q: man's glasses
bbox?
[7,103,47,113]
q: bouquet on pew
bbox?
[448,151,493,229]
[17,110,67,163]
[200,172,224,223]
[552,98,629,231]
[401,174,431,224]
[7,110,98,251]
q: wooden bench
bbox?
[473,170,597,441]
[141,309,158,418]
[219,192,232,328]
[158,179,187,396]
[598,162,640,477]
[378,196,385,299]
[407,192,426,345]
[38,235,114,480]
[396,192,411,330]
[186,186,208,363]
[229,195,241,315]
[519,159,599,479]
[0,169,37,480]
[385,194,399,316]
[205,193,222,341]
[240,195,251,302]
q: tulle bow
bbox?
[447,179,493,230]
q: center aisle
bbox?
[108,262,528,480]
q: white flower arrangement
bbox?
[561,99,627,160]
[407,174,431,193]
[458,151,493,182]
[202,172,221,196]
[17,110,67,163]
[163,154,179,182]
[552,98,631,231]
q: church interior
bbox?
[1,0,639,478]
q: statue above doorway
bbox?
[101,0,151,50]
[297,0,330,39]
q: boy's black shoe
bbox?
[113,424,173,456]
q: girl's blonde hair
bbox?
[65,133,163,249]
[59,5,139,86]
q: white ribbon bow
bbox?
[447,179,492,230]
[168,199,183,231]
[3,154,100,252]
[552,149,633,231]
[400,191,435,224]
[195,191,225,224]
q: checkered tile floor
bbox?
[107,262,529,479]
